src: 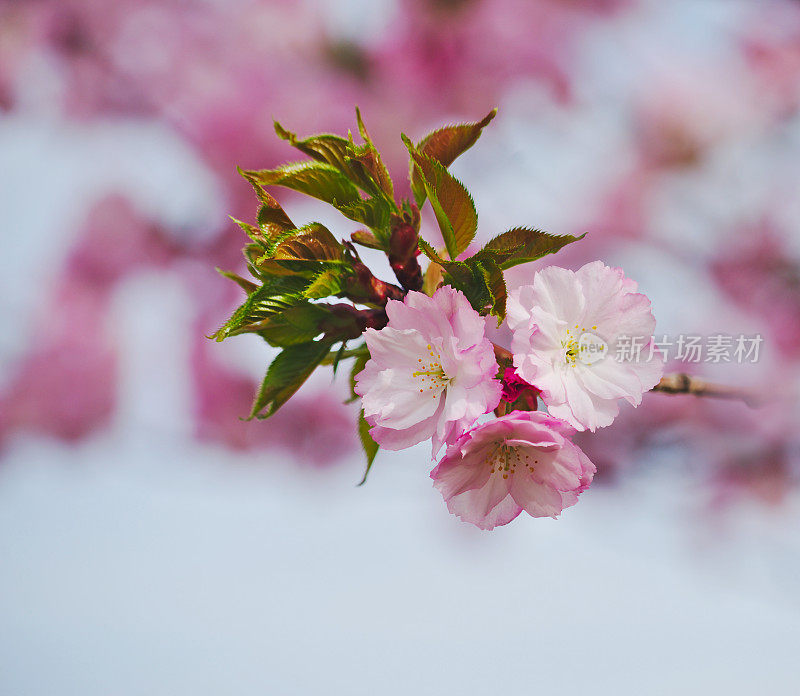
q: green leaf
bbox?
[357,409,379,486]
[256,192,295,234]
[353,107,394,201]
[271,223,344,262]
[250,339,334,419]
[417,239,503,318]
[416,227,581,320]
[230,216,269,247]
[273,122,371,194]
[238,169,296,236]
[351,229,384,250]
[417,239,474,289]
[404,137,478,261]
[478,256,507,321]
[410,109,497,206]
[212,275,310,341]
[243,243,276,281]
[257,302,364,347]
[336,196,391,238]
[347,350,369,404]
[243,161,361,208]
[274,119,392,203]
[331,341,348,376]
[483,228,586,269]
[247,223,346,286]
[304,268,343,299]
[251,258,337,283]
[274,123,354,174]
[216,268,258,295]
[250,303,330,347]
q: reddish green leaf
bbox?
[216,268,258,295]
[410,109,497,206]
[404,137,477,261]
[243,161,360,208]
[271,224,344,263]
[484,228,586,269]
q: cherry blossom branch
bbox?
[343,242,405,306]
[651,373,761,407]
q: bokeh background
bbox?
[2,0,800,693]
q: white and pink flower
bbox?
[431,410,596,530]
[355,286,502,454]
[507,261,664,431]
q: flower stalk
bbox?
[652,373,761,407]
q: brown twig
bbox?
[651,373,761,408]
[493,344,513,365]
[343,241,405,306]
[388,208,423,292]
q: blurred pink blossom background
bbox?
[3,1,800,693]
[3,0,798,503]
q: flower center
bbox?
[562,325,603,366]
[412,344,450,398]
[563,337,580,365]
[486,443,538,479]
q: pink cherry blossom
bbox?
[355,286,502,454]
[507,261,664,432]
[430,410,595,530]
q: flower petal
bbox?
[510,473,569,518]
[361,368,442,428]
[369,397,445,451]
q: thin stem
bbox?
[493,344,513,364]
[651,373,760,407]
